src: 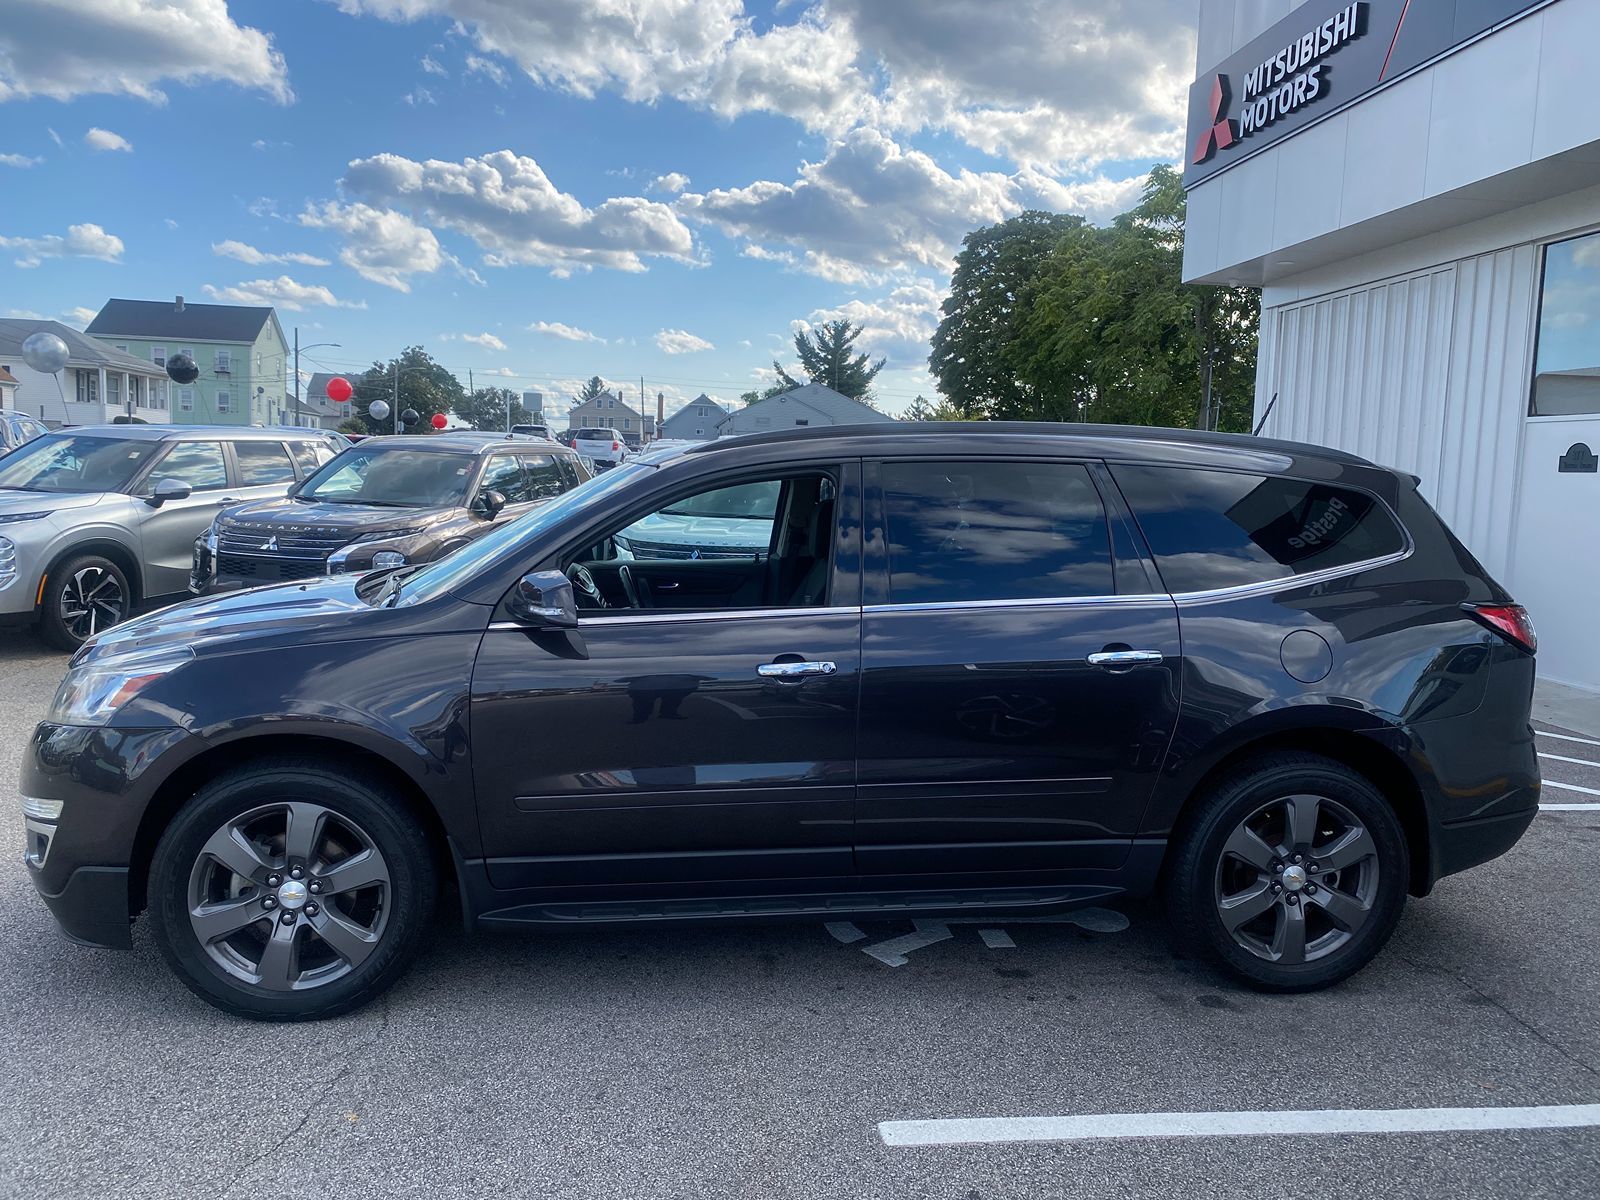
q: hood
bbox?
[76,575,371,664]
[219,496,450,535]
[0,489,113,516]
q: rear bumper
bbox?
[1432,802,1539,884]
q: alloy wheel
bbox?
[186,802,392,992]
[59,566,125,640]
[1213,792,1380,965]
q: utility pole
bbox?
[293,328,300,428]
[393,361,400,434]
[640,375,645,444]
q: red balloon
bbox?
[325,376,353,403]
[431,413,448,430]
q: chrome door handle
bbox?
[757,660,837,679]
[656,581,679,590]
[1087,649,1165,668]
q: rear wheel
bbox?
[148,760,436,1020]
[1167,753,1409,991]
[39,553,130,649]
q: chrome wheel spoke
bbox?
[200,824,273,884]
[319,849,386,895]
[1270,901,1308,965]
[190,895,269,943]
[255,919,301,991]
[309,907,379,969]
[1218,880,1276,931]
[282,802,328,869]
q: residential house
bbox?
[658,393,729,441]
[298,372,365,430]
[562,391,656,444]
[86,295,290,427]
[0,318,170,427]
[714,383,894,436]
[0,366,17,412]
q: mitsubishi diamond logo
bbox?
[260,535,278,552]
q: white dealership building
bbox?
[1184,0,1600,692]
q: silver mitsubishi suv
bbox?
[0,424,342,648]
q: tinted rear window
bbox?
[881,460,1112,603]
[1111,465,1405,593]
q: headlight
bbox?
[46,647,194,726]
[0,511,50,524]
[0,536,15,590]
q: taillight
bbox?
[612,440,619,451]
[1464,603,1537,654]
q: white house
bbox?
[1181,0,1600,692]
[0,366,17,412]
[563,391,655,441]
[714,383,894,436]
[658,393,729,441]
[0,318,171,427]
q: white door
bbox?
[1509,417,1600,691]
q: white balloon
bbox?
[367,399,391,421]
[21,331,69,374]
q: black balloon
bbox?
[166,353,199,384]
[400,408,419,427]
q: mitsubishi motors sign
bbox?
[1184,0,1548,186]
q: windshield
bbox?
[299,446,478,507]
[0,434,161,494]
[398,463,646,605]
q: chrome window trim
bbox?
[863,593,1170,615]
[1169,547,1414,606]
[488,604,859,631]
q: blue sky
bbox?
[0,1,1196,417]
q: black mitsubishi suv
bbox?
[24,424,1539,1020]
[191,432,589,592]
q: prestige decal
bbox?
[1192,2,1367,164]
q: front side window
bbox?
[151,441,228,491]
[478,454,530,504]
[1112,465,1406,593]
[289,441,320,476]
[880,460,1113,604]
[1532,230,1600,416]
[234,440,296,485]
[520,453,569,500]
[0,434,161,493]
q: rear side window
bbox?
[1112,465,1405,593]
[479,454,531,504]
[289,441,320,475]
[153,441,228,491]
[519,453,569,500]
[234,440,297,485]
[880,460,1113,604]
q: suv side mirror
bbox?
[474,488,507,519]
[147,477,193,507]
[507,570,578,628]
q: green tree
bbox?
[577,375,608,403]
[783,319,884,401]
[344,346,465,436]
[930,211,1087,419]
[739,379,793,405]
[905,394,934,420]
[455,386,531,431]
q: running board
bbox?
[476,884,1125,928]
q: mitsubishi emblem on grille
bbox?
[260,535,278,552]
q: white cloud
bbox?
[298,201,446,292]
[404,87,437,106]
[529,320,605,343]
[0,222,124,268]
[340,149,695,275]
[655,328,714,355]
[483,367,517,377]
[465,55,507,85]
[0,0,291,105]
[46,127,62,147]
[797,278,943,362]
[84,127,132,152]
[202,275,364,311]
[420,54,447,77]
[461,331,507,351]
[0,152,41,167]
[164,218,179,229]
[61,305,99,328]
[648,172,691,194]
[212,239,330,267]
[4,309,46,319]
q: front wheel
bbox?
[1166,753,1409,992]
[39,553,130,649]
[148,760,437,1020]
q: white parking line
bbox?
[1542,804,1600,811]
[1544,780,1600,797]
[1536,730,1600,747]
[1539,751,1600,768]
[877,1103,1600,1147]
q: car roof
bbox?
[684,422,1377,471]
[56,424,338,442]
[352,432,576,456]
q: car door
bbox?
[132,440,240,598]
[855,457,1181,878]
[469,462,862,892]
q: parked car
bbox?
[192,433,590,593]
[0,425,342,648]
[24,423,1539,1020]
[511,424,553,440]
[613,476,778,560]
[568,426,630,471]
[0,411,49,457]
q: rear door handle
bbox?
[1087,649,1165,668]
[757,660,837,679]
[656,581,679,590]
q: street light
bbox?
[293,329,342,427]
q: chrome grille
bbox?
[216,520,351,559]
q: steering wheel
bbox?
[566,562,608,609]
[617,562,640,609]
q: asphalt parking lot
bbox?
[1,633,1597,1199]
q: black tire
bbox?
[148,759,437,1021]
[1166,752,1409,992]
[39,552,132,650]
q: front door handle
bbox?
[757,660,837,679]
[1087,649,1165,668]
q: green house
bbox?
[85,295,290,426]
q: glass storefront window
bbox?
[1532,230,1600,416]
